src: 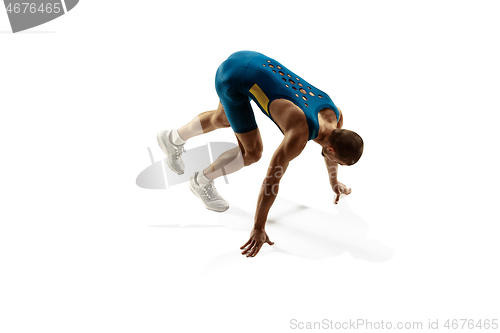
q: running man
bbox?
[157,51,363,257]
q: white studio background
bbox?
[1,1,499,332]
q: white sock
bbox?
[196,171,211,185]
[170,129,186,146]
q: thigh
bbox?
[234,127,263,156]
[215,65,257,134]
[213,102,231,127]
[217,97,258,135]
[215,102,262,155]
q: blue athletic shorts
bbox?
[215,51,261,134]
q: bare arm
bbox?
[254,134,306,229]
[240,130,307,257]
[323,107,341,190]
[324,152,339,188]
[324,108,351,204]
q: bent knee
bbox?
[242,149,262,166]
[212,112,231,128]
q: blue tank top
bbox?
[236,51,340,140]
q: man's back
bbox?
[268,98,341,141]
[216,51,341,140]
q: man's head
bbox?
[323,129,363,166]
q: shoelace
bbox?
[174,146,186,159]
[203,182,217,200]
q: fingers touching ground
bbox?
[334,188,352,204]
[240,240,260,257]
[240,239,274,258]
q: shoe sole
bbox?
[188,181,229,213]
[157,131,184,175]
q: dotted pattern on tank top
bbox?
[262,60,323,108]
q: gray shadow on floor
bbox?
[152,196,394,273]
[215,197,393,260]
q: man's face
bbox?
[322,147,347,166]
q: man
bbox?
[157,51,363,257]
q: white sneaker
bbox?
[157,129,185,175]
[189,172,230,212]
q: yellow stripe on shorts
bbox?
[249,84,270,115]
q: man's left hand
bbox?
[333,181,352,204]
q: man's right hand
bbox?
[240,228,274,257]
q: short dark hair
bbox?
[328,129,363,165]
